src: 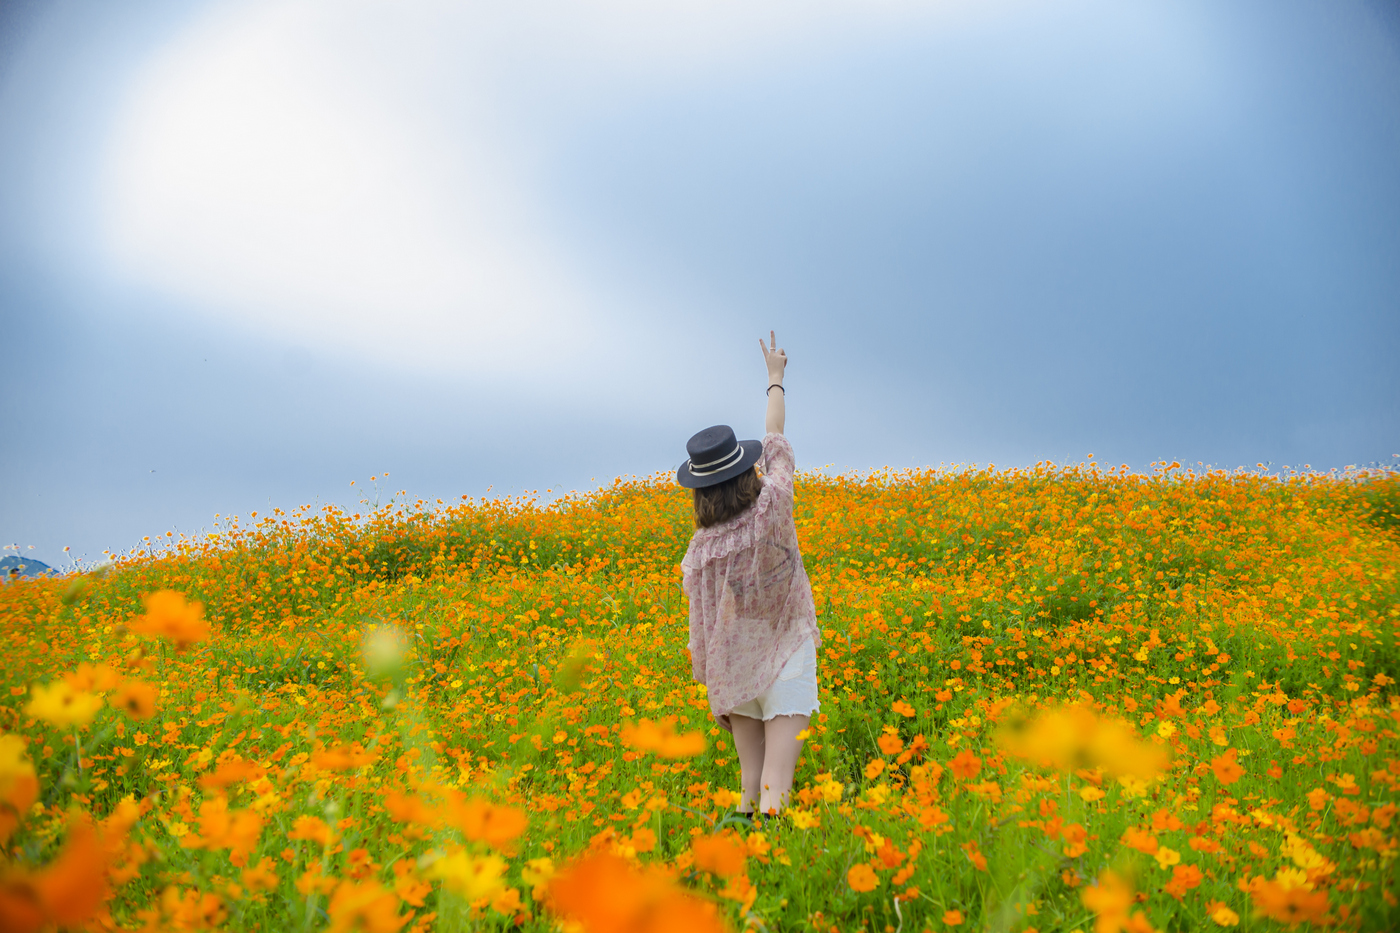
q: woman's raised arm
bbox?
[760,330,786,435]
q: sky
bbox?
[1,0,1397,569]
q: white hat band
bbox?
[688,443,744,477]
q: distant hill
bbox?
[1,555,54,578]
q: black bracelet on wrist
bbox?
[767,384,785,395]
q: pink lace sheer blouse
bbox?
[682,433,820,717]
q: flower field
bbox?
[1,461,1398,932]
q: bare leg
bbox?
[758,714,810,815]
[729,714,766,814]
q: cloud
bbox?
[98,0,989,378]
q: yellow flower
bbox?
[1154,846,1181,869]
[1079,786,1106,802]
[1209,903,1240,926]
[0,734,39,843]
[789,809,820,829]
[817,777,844,803]
[25,681,103,727]
[520,857,554,900]
[997,704,1167,780]
[0,734,36,791]
[426,850,506,900]
[1155,721,1176,739]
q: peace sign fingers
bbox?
[760,329,787,379]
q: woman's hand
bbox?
[760,330,786,435]
[715,712,733,733]
[759,330,787,383]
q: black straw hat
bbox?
[677,425,763,489]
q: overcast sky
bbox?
[2,0,1397,568]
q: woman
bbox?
[678,331,820,817]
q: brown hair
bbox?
[692,467,763,528]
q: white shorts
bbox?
[729,637,820,721]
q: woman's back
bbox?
[682,433,819,717]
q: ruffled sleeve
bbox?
[760,433,795,495]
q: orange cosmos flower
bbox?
[241,857,281,893]
[0,816,109,933]
[949,750,981,781]
[162,887,228,927]
[548,852,728,933]
[199,757,264,791]
[1207,900,1240,926]
[620,719,706,758]
[1061,823,1089,858]
[1164,864,1203,900]
[1080,870,1155,933]
[383,791,438,826]
[129,590,209,648]
[1251,880,1328,924]
[1211,748,1245,785]
[1120,827,1158,855]
[846,863,879,892]
[943,909,965,926]
[181,796,263,865]
[626,827,657,854]
[891,700,916,717]
[691,834,747,878]
[111,681,157,720]
[448,797,528,851]
[311,743,377,771]
[961,841,988,872]
[326,879,408,933]
[63,662,121,693]
[288,815,335,846]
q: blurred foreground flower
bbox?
[554,639,599,692]
[1249,875,1328,925]
[425,850,507,901]
[24,681,103,728]
[0,735,39,844]
[0,817,111,933]
[548,852,728,933]
[129,590,209,649]
[998,704,1168,780]
[361,625,408,679]
[326,878,408,933]
[445,796,529,851]
[111,680,157,720]
[64,663,121,693]
[691,834,747,878]
[1081,870,1154,933]
[621,719,706,759]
